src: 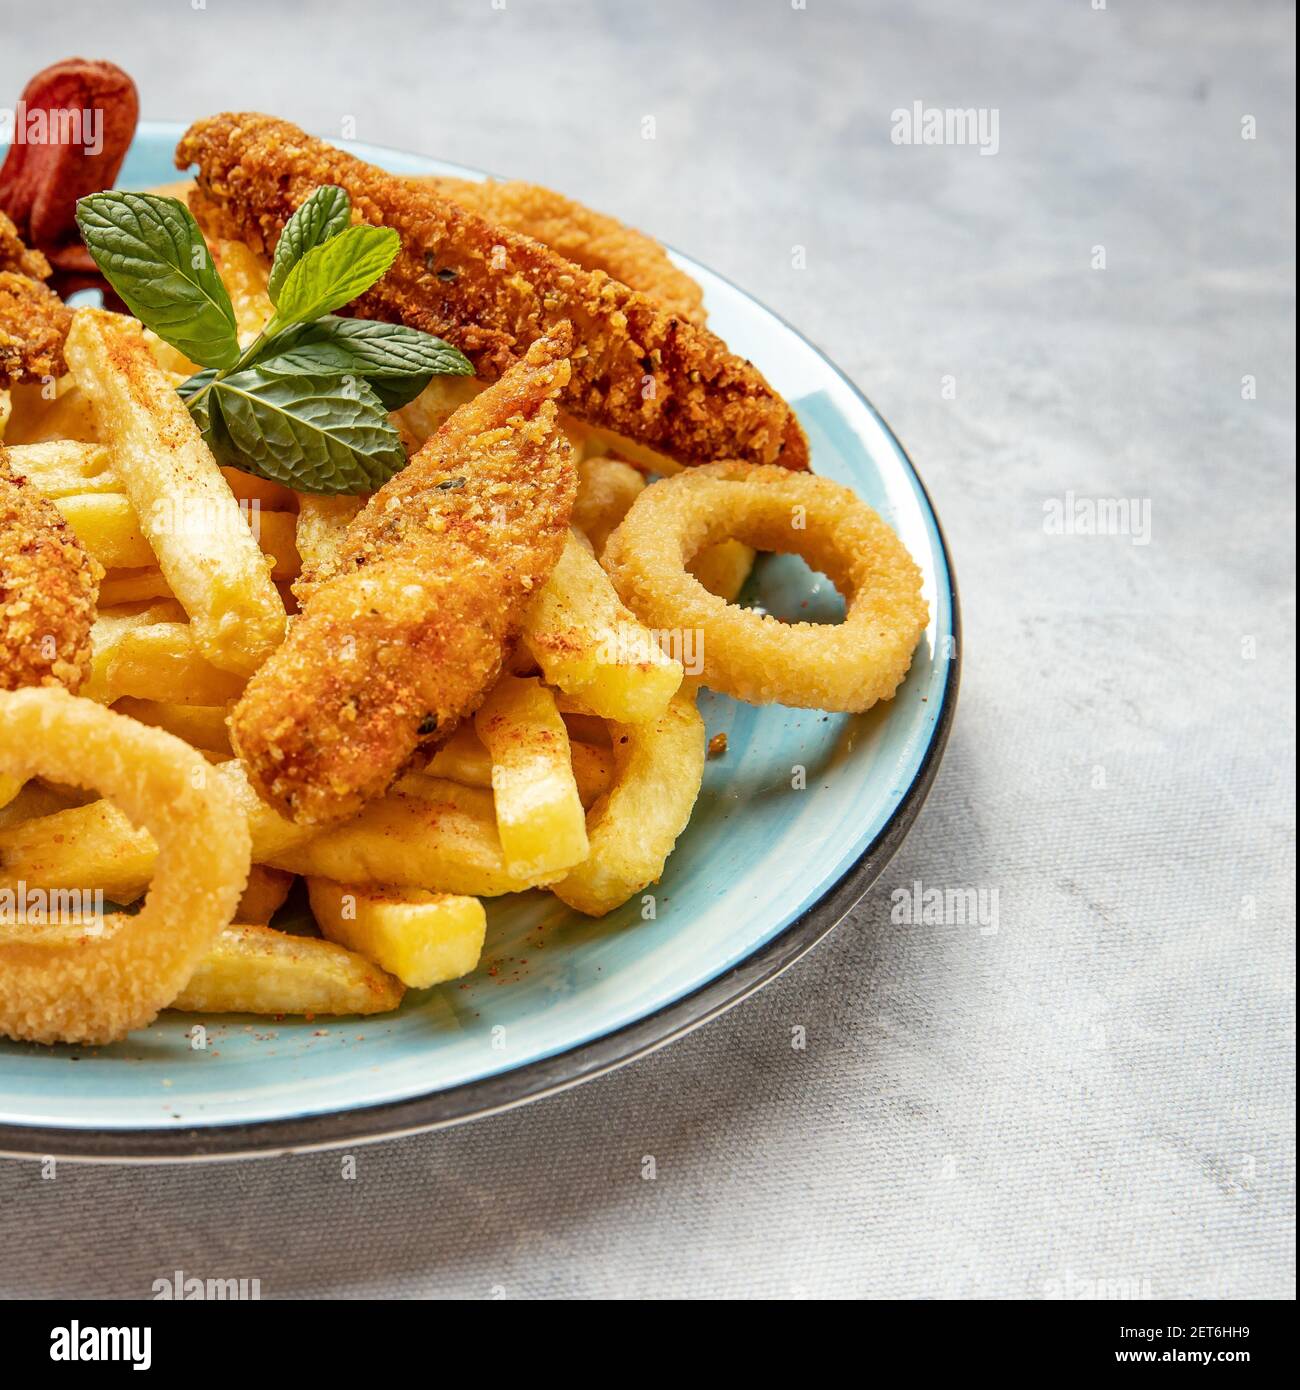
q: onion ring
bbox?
[603,462,928,711]
[0,688,250,1044]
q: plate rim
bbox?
[0,127,961,1163]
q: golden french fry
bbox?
[235,864,295,922]
[0,381,100,444]
[54,492,154,568]
[523,531,683,722]
[426,720,610,810]
[85,507,295,590]
[553,691,705,916]
[219,467,297,512]
[474,674,588,879]
[172,923,403,1016]
[102,623,246,705]
[689,538,756,603]
[2,440,117,496]
[570,739,613,807]
[250,509,300,580]
[211,239,274,343]
[424,722,493,785]
[265,775,560,895]
[97,568,175,606]
[291,494,363,598]
[0,777,87,827]
[0,773,22,812]
[82,601,186,703]
[111,697,232,754]
[64,309,286,675]
[307,879,486,988]
[0,796,155,903]
[142,328,200,379]
[573,456,644,557]
[0,759,316,903]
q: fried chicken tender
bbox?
[229,326,578,827]
[175,114,808,471]
[0,209,52,279]
[0,211,70,385]
[0,448,100,691]
[413,175,707,325]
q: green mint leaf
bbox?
[177,368,217,401]
[75,192,240,369]
[250,316,472,408]
[266,186,352,305]
[272,224,401,329]
[194,368,407,494]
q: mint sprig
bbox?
[76,187,472,495]
[266,185,351,304]
[75,193,241,369]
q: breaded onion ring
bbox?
[0,688,250,1044]
[603,462,928,711]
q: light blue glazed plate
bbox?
[0,124,958,1160]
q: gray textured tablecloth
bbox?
[1,0,1294,1300]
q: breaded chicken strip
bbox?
[412,175,707,325]
[0,210,52,279]
[176,114,808,471]
[1,449,99,691]
[229,326,578,827]
[0,212,71,385]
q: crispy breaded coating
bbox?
[176,114,808,471]
[0,211,69,385]
[0,209,53,280]
[229,326,578,827]
[415,175,707,325]
[0,449,100,691]
[0,212,70,386]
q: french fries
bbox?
[2,440,117,496]
[111,697,233,755]
[426,721,612,809]
[64,309,287,675]
[97,568,175,605]
[0,758,316,904]
[523,530,684,722]
[211,239,274,343]
[573,456,645,556]
[0,168,811,1042]
[293,494,362,588]
[172,924,403,1016]
[691,538,756,603]
[102,622,246,705]
[553,691,706,916]
[474,674,588,879]
[0,793,158,904]
[54,492,154,568]
[236,864,295,922]
[264,775,562,896]
[307,879,486,988]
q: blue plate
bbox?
[0,123,959,1160]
